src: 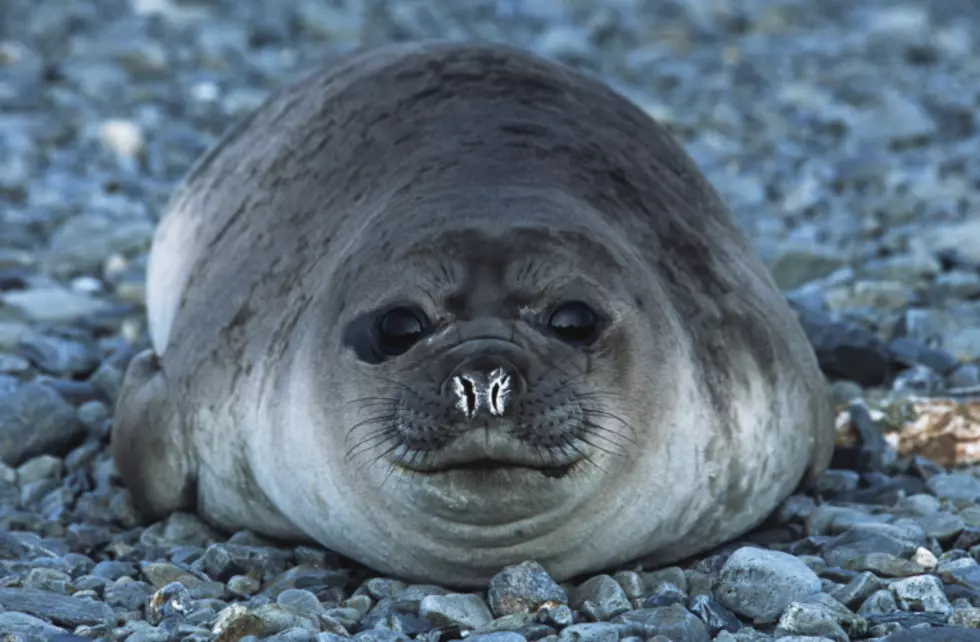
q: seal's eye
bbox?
[548,301,602,345]
[375,307,428,356]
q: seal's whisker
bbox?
[577,421,632,449]
[344,395,400,408]
[394,448,429,493]
[364,441,408,489]
[561,434,606,473]
[344,413,399,441]
[345,430,399,462]
[574,430,628,462]
[580,411,639,445]
[573,389,643,406]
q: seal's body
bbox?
[112,41,834,586]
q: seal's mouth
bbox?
[390,425,584,479]
[399,457,579,479]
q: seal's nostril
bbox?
[488,367,511,416]
[452,375,478,419]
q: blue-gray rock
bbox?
[0,587,116,627]
[571,575,631,621]
[489,561,568,617]
[928,474,980,502]
[859,589,899,616]
[774,602,849,642]
[889,575,953,615]
[0,611,68,638]
[17,327,101,377]
[469,633,528,642]
[715,547,822,621]
[0,382,82,466]
[688,594,741,634]
[830,571,887,609]
[419,593,493,629]
[821,527,920,567]
[556,622,619,642]
[790,301,892,386]
[615,605,710,642]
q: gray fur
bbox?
[112,40,835,587]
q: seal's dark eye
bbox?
[548,301,602,345]
[375,307,428,356]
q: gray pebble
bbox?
[23,567,73,594]
[830,571,887,609]
[489,560,568,617]
[228,573,262,597]
[419,593,493,629]
[1,287,111,323]
[844,552,926,577]
[469,633,528,642]
[0,611,68,637]
[556,622,619,642]
[0,586,116,627]
[949,364,980,389]
[928,474,980,502]
[616,604,711,641]
[715,546,822,621]
[571,575,631,621]
[915,511,966,545]
[641,567,687,594]
[859,589,899,616]
[774,602,849,642]
[688,594,740,635]
[104,577,154,611]
[539,604,574,628]
[0,382,82,466]
[16,454,63,485]
[278,588,324,616]
[889,575,953,615]
[17,327,101,377]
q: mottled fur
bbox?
[112,40,834,586]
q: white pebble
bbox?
[99,119,145,159]
[912,547,938,570]
[103,253,130,282]
[71,276,103,294]
[191,81,221,103]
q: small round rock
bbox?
[488,561,568,617]
[715,546,823,621]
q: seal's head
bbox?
[335,192,652,522]
[272,185,683,583]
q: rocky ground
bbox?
[1,0,980,640]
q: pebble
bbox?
[419,593,493,629]
[0,382,82,466]
[489,561,568,617]
[0,586,116,627]
[571,575,632,621]
[889,575,953,615]
[0,287,112,323]
[715,547,822,621]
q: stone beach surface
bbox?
[1,0,980,640]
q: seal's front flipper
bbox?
[111,349,196,520]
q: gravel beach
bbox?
[2,0,980,640]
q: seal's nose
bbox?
[446,355,525,420]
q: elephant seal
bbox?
[112,40,834,587]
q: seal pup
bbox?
[112,40,835,587]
